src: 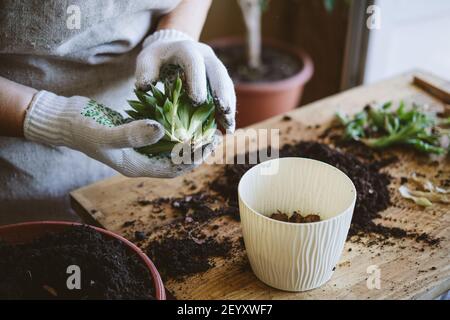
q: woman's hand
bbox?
[135,29,236,133]
[24,91,212,178]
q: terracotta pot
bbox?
[0,221,166,300]
[210,37,314,128]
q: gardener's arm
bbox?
[157,0,213,40]
[0,75,203,178]
[0,76,37,137]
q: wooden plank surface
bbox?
[71,70,450,300]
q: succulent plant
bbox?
[126,66,217,156]
[337,101,446,155]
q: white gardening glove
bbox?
[23,91,215,178]
[135,29,236,132]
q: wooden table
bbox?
[71,70,450,300]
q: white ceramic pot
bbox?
[238,157,356,292]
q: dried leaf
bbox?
[399,185,433,207]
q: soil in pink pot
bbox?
[215,45,302,83]
[0,225,155,299]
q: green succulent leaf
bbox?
[150,84,165,105]
[125,64,217,156]
[127,100,153,118]
[405,139,445,155]
[135,89,158,107]
[173,77,182,103]
[125,110,143,120]
[162,99,174,124]
[178,101,191,129]
[154,105,170,132]
[188,103,215,137]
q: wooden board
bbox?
[71,70,450,300]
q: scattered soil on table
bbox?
[138,193,240,281]
[135,141,440,282]
[210,141,440,246]
[0,226,154,299]
[270,211,321,223]
[214,45,302,83]
[134,192,240,223]
[147,229,232,280]
[171,192,240,222]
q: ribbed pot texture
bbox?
[238,158,356,291]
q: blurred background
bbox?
[200,0,450,126]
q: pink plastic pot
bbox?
[210,37,314,128]
[0,221,166,300]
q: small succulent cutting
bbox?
[337,101,447,155]
[126,66,217,156]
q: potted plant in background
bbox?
[211,0,316,127]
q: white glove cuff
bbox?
[24,90,89,146]
[142,29,193,48]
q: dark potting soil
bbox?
[147,231,232,280]
[214,45,302,83]
[269,212,289,222]
[270,212,321,223]
[142,192,239,280]
[171,192,240,223]
[210,141,440,246]
[0,226,154,299]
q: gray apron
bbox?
[0,0,180,223]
